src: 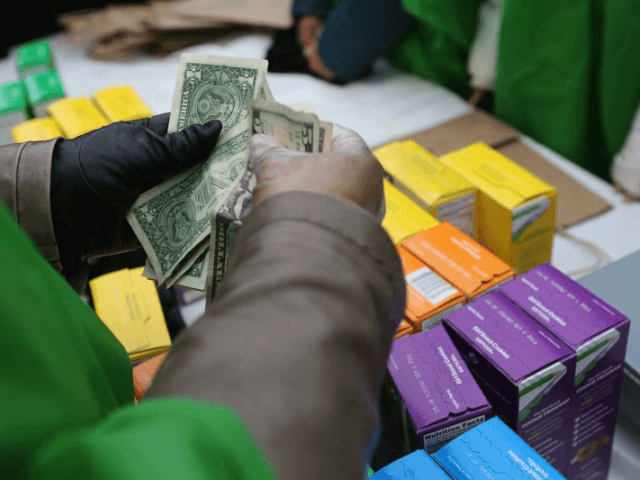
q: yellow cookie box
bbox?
[11,117,62,142]
[47,97,109,139]
[382,179,440,244]
[92,85,154,122]
[89,267,171,363]
[440,142,557,274]
[374,140,477,239]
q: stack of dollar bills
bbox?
[127,53,334,301]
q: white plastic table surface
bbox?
[2,31,639,480]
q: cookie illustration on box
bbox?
[571,436,610,465]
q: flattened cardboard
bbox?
[390,110,518,156]
[498,141,612,229]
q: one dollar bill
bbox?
[127,121,249,283]
[168,53,268,135]
[205,100,334,307]
[128,53,267,283]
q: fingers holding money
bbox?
[250,128,384,219]
[331,123,370,155]
[250,134,299,177]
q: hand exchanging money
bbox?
[250,124,385,219]
[51,113,223,263]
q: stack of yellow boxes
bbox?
[375,140,477,239]
[379,138,556,341]
[92,85,154,122]
[440,142,557,274]
[381,179,440,244]
[89,267,171,363]
[11,85,153,142]
[11,117,62,142]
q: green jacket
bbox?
[387,0,640,181]
[0,202,277,479]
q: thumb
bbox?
[156,120,223,175]
[250,134,298,178]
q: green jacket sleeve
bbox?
[0,202,277,480]
[26,399,278,480]
[386,0,483,98]
[0,200,133,479]
[494,0,640,181]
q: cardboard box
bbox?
[24,71,65,118]
[443,292,576,475]
[133,352,167,401]
[370,450,452,480]
[382,179,440,244]
[0,81,29,145]
[389,109,519,157]
[402,222,515,301]
[386,325,492,455]
[47,97,109,138]
[375,140,477,238]
[89,267,171,363]
[433,417,566,480]
[16,40,55,79]
[92,85,154,122]
[499,264,631,480]
[497,141,611,229]
[11,117,62,142]
[396,245,465,332]
[441,142,557,273]
[394,319,415,340]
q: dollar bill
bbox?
[204,102,334,306]
[259,71,275,102]
[168,53,268,134]
[247,99,320,152]
[142,247,209,292]
[205,160,256,306]
[165,240,209,288]
[127,121,249,283]
[318,121,333,153]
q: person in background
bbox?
[285,0,640,183]
[0,114,404,479]
[287,0,492,100]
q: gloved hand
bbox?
[250,124,385,219]
[50,113,222,267]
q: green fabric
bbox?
[494,0,640,181]
[0,202,277,480]
[26,400,280,480]
[386,0,482,98]
[380,0,640,180]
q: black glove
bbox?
[50,113,223,272]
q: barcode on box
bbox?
[406,267,458,305]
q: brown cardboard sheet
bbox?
[391,109,518,155]
[497,141,612,229]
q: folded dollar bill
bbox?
[128,53,335,296]
[127,53,267,282]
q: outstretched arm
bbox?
[148,127,405,480]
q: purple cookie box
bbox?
[499,264,631,480]
[387,324,492,454]
[443,291,576,476]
